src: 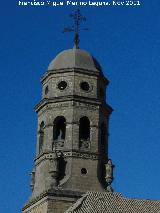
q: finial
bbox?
[105,159,114,192]
[63,9,88,49]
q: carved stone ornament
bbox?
[63,151,98,160]
[30,169,35,192]
[53,139,65,149]
[79,139,90,149]
[105,159,114,192]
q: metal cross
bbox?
[63,9,88,48]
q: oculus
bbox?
[58,81,67,90]
[81,168,87,175]
[80,81,90,91]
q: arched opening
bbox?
[53,116,66,141]
[100,122,107,153]
[79,117,90,149]
[101,123,106,143]
[45,86,49,95]
[39,121,44,154]
[99,88,104,100]
[101,122,106,145]
[79,116,90,140]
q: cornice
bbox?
[35,96,102,113]
[34,150,107,166]
[41,68,100,83]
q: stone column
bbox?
[65,122,73,150]
[72,122,79,150]
[90,125,99,152]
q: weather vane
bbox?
[63,9,88,49]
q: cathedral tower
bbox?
[22,11,113,213]
[22,46,113,213]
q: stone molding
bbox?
[35,150,101,166]
[35,152,61,166]
[63,151,99,160]
[41,68,101,83]
[35,96,102,113]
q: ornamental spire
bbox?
[63,9,88,49]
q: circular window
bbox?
[58,81,67,90]
[81,168,87,175]
[80,82,90,91]
[45,86,49,95]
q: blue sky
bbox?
[0,0,160,212]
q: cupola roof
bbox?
[48,48,102,72]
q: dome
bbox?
[48,48,102,72]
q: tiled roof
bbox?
[65,191,160,213]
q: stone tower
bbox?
[22,46,113,213]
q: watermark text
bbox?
[18,0,141,7]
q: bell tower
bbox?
[22,47,113,213]
[22,10,113,213]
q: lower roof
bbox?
[65,191,160,213]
